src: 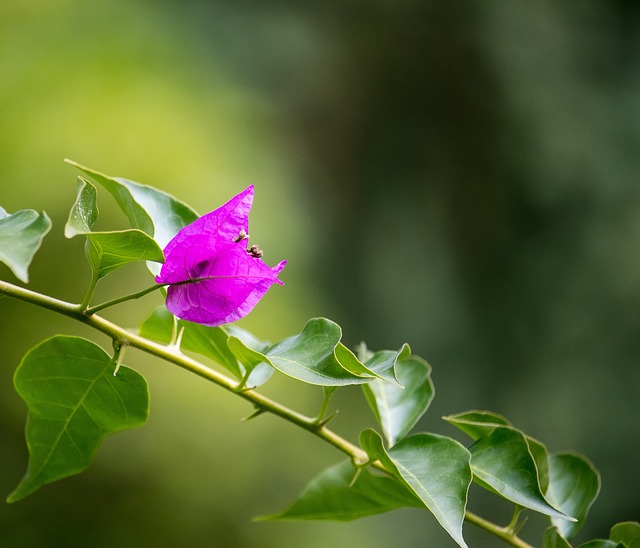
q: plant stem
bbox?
[80,268,100,309]
[465,511,534,548]
[85,283,165,315]
[0,279,533,548]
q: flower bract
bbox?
[156,186,286,326]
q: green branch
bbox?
[84,283,166,315]
[0,279,532,548]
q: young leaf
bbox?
[260,460,422,521]
[546,452,601,540]
[65,160,198,274]
[362,354,434,446]
[610,522,640,547]
[65,178,164,278]
[65,177,98,234]
[8,336,149,502]
[359,428,471,548]
[544,526,573,548]
[227,318,378,386]
[469,426,569,520]
[0,207,51,283]
[334,343,388,382]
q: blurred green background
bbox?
[1,1,639,546]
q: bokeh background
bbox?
[1,1,639,546]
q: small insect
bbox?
[233,229,249,243]
[247,244,263,258]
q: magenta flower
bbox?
[155,185,286,326]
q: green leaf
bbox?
[544,527,573,548]
[443,410,511,439]
[225,324,271,353]
[334,343,388,382]
[65,178,164,278]
[610,522,640,548]
[84,230,165,278]
[260,460,422,521]
[227,318,377,386]
[65,160,198,275]
[139,306,273,387]
[469,427,569,520]
[546,452,601,540]
[226,336,274,388]
[363,343,410,386]
[359,429,471,548]
[64,177,99,235]
[8,336,149,502]
[445,410,551,494]
[362,353,434,446]
[0,206,51,283]
[578,541,623,548]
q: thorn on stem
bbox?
[242,407,266,422]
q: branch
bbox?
[0,279,533,548]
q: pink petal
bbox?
[157,202,286,326]
[161,186,254,260]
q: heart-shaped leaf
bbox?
[610,522,640,547]
[359,428,471,548]
[8,336,149,502]
[469,426,569,520]
[65,160,198,275]
[0,206,51,283]
[363,353,434,446]
[546,452,601,539]
[260,460,422,521]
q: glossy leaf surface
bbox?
[226,318,377,386]
[363,353,434,446]
[8,336,149,502]
[360,429,471,547]
[261,460,422,521]
[469,426,568,520]
[65,160,198,274]
[546,452,601,539]
[0,207,51,283]
[445,410,551,493]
